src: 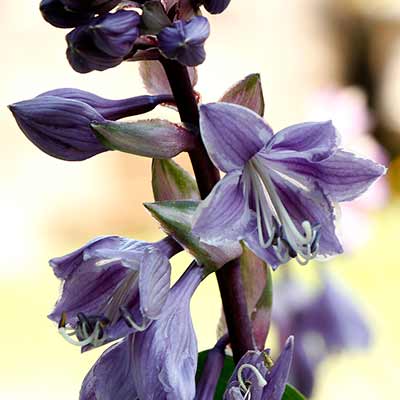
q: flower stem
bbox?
[160,58,254,362]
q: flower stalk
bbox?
[160,57,255,362]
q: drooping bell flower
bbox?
[67,10,140,73]
[273,270,371,397]
[80,261,203,399]
[224,336,294,400]
[49,235,182,349]
[40,0,94,28]
[192,102,386,269]
[158,16,210,66]
[202,0,231,14]
[9,90,179,161]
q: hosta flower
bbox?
[67,10,140,73]
[273,270,371,396]
[40,0,94,28]
[49,236,181,349]
[192,102,385,269]
[202,0,231,14]
[224,336,294,400]
[158,16,210,66]
[9,91,178,161]
[80,262,203,399]
[9,95,107,161]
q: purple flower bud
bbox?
[158,16,210,66]
[203,0,231,14]
[40,0,94,29]
[61,0,121,13]
[39,88,174,120]
[67,10,140,73]
[8,95,107,161]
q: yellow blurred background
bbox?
[1,0,400,398]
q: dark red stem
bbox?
[160,57,254,362]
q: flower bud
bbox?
[9,96,107,161]
[61,0,121,13]
[202,0,230,14]
[91,119,196,158]
[39,88,174,120]
[67,10,140,73]
[158,16,210,66]
[40,0,94,28]
[220,73,265,116]
[152,159,200,202]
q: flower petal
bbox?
[269,170,343,256]
[192,171,254,244]
[263,337,294,400]
[80,337,137,400]
[199,103,272,172]
[139,249,171,320]
[132,263,202,399]
[267,149,386,202]
[266,121,339,162]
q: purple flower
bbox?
[80,262,203,399]
[224,337,294,400]
[202,0,231,14]
[67,10,140,73]
[39,88,173,120]
[192,103,385,269]
[9,89,172,161]
[273,271,371,396]
[49,236,181,349]
[158,16,210,66]
[61,0,121,13]
[40,0,94,28]
[9,95,107,161]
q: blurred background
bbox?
[1,0,400,398]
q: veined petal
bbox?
[266,150,386,202]
[266,121,339,162]
[80,337,137,400]
[132,263,202,399]
[269,170,343,256]
[192,171,254,244]
[139,249,171,320]
[199,103,272,172]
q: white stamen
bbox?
[122,313,148,332]
[238,363,267,396]
[247,158,319,265]
[58,322,102,347]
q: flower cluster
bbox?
[39,0,217,72]
[9,1,387,399]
